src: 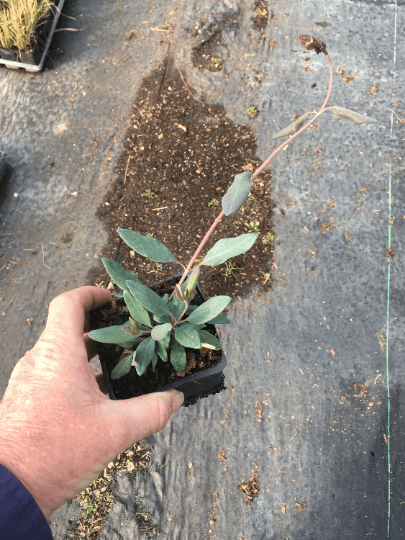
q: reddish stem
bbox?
[252,55,333,180]
[169,210,224,300]
[169,54,333,302]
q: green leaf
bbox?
[186,296,232,325]
[198,329,222,350]
[201,233,259,266]
[112,292,124,298]
[127,280,172,318]
[111,353,134,380]
[272,112,313,139]
[156,333,170,362]
[153,313,172,323]
[222,172,253,216]
[102,258,141,292]
[192,323,206,330]
[173,300,188,321]
[134,337,156,376]
[324,106,376,124]
[151,323,172,341]
[89,322,136,344]
[174,283,186,303]
[151,352,158,372]
[185,266,200,295]
[169,340,187,372]
[206,314,230,324]
[123,290,152,328]
[174,323,202,349]
[118,229,177,263]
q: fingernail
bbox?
[167,389,184,409]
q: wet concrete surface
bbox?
[1,0,405,538]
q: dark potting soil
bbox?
[253,0,270,32]
[89,56,275,304]
[90,277,225,407]
[191,31,224,72]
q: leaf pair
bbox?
[272,107,376,140]
[113,228,258,269]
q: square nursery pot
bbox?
[19,41,43,66]
[19,7,54,65]
[0,48,18,62]
[93,273,227,407]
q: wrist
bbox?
[0,419,52,520]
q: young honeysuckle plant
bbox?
[89,34,376,381]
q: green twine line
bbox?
[386,172,391,538]
[386,3,397,536]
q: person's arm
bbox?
[0,463,53,539]
[0,286,183,521]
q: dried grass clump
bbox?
[0,0,54,51]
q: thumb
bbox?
[107,389,184,449]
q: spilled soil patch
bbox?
[253,0,269,31]
[191,31,224,72]
[89,58,274,302]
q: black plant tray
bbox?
[98,272,228,407]
[0,0,65,72]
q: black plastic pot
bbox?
[0,49,18,62]
[19,43,43,66]
[98,272,227,407]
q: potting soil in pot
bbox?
[89,276,226,406]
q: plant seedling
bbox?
[210,57,222,69]
[262,232,274,244]
[141,189,155,199]
[89,35,376,380]
[147,264,163,275]
[208,198,220,207]
[256,8,268,17]
[262,272,271,284]
[247,106,258,118]
[243,220,260,233]
[222,262,242,282]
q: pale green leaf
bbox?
[134,337,156,376]
[118,229,176,263]
[89,322,136,344]
[169,340,187,372]
[186,296,232,325]
[198,329,222,350]
[153,313,172,323]
[201,233,258,266]
[126,280,172,318]
[174,323,202,349]
[222,172,252,216]
[156,334,170,362]
[111,353,134,380]
[102,257,141,292]
[206,314,230,324]
[151,323,172,341]
[123,290,152,328]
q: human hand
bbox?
[0,286,184,521]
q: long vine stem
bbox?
[168,52,333,302]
